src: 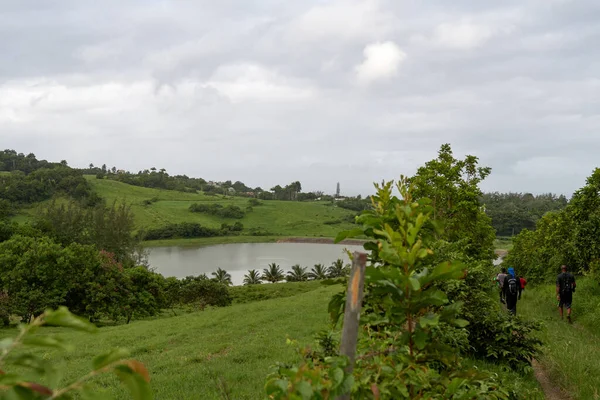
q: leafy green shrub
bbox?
[0,307,151,399]
[467,312,542,372]
[334,198,370,211]
[142,222,223,240]
[189,203,245,219]
[248,227,274,236]
[179,278,232,309]
[248,198,262,207]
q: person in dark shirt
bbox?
[556,265,576,323]
[503,267,522,315]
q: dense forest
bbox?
[481,192,568,236]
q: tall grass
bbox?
[520,278,600,399]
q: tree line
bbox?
[482,192,568,236]
[504,168,600,283]
[0,150,100,219]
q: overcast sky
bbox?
[1,0,599,196]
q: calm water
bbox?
[148,243,365,285]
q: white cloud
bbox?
[432,21,495,50]
[355,41,406,84]
[287,0,394,42]
[205,63,316,103]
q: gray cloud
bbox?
[1,0,599,197]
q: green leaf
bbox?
[115,364,153,400]
[0,373,23,386]
[295,381,313,399]
[23,336,73,351]
[413,329,428,350]
[446,378,466,395]
[334,228,364,243]
[338,375,354,396]
[93,348,130,371]
[265,379,289,395]
[43,307,97,333]
[419,314,440,328]
[331,367,344,387]
[453,318,469,328]
[379,241,401,265]
[408,277,421,291]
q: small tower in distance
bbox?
[336,182,340,198]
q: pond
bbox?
[148,242,365,286]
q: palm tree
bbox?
[286,265,309,282]
[262,263,285,283]
[243,269,262,285]
[309,264,328,280]
[328,259,350,278]
[211,268,232,286]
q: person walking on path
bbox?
[503,267,522,315]
[557,265,576,323]
[519,275,527,291]
[495,268,508,304]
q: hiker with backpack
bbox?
[503,267,522,315]
[556,265,576,323]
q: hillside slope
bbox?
[87,177,357,239]
[1,284,338,399]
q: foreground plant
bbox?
[266,177,510,399]
[0,307,151,399]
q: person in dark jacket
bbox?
[556,265,576,323]
[503,267,522,315]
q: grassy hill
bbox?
[1,283,340,399]
[0,282,541,399]
[15,176,359,246]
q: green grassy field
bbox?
[1,281,543,399]
[521,278,600,399]
[87,177,357,239]
[2,283,340,399]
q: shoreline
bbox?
[142,235,367,248]
[275,237,367,246]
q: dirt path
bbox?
[532,359,572,400]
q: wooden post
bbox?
[337,251,367,400]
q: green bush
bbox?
[142,222,224,240]
[189,203,245,219]
[179,277,232,309]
